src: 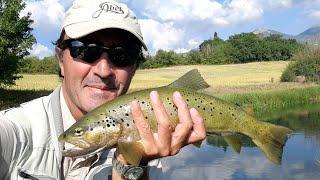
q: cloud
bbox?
[123,0,319,53]
[139,19,186,53]
[23,0,65,32]
[300,0,320,21]
[125,0,273,53]
[29,43,54,59]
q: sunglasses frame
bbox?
[59,39,140,67]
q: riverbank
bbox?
[219,86,320,119]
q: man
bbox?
[0,0,206,179]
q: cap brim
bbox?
[64,20,147,50]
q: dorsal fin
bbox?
[168,69,210,90]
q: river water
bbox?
[161,105,320,179]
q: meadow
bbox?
[1,61,319,112]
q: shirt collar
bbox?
[60,88,76,132]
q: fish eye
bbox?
[74,128,84,136]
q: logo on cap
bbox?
[92,2,124,18]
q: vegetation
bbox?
[0,0,35,87]
[219,86,320,118]
[140,33,302,69]
[20,56,59,74]
[281,46,320,83]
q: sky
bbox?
[22,0,320,59]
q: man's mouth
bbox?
[88,84,117,90]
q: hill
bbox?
[253,26,320,45]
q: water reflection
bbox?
[162,105,320,180]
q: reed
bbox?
[219,86,320,118]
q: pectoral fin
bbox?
[118,141,145,166]
[223,135,242,154]
[192,140,203,148]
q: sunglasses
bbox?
[60,39,140,67]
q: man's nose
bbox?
[92,52,115,78]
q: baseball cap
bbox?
[62,0,147,50]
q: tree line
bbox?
[140,32,303,69]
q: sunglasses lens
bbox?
[109,47,137,67]
[65,40,138,67]
[82,45,101,63]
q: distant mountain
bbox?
[253,28,287,37]
[253,26,320,45]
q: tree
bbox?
[0,0,35,87]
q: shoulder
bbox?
[1,93,52,124]
[0,91,57,144]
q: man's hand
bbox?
[131,90,206,162]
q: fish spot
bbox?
[113,109,116,112]
[170,113,173,116]
[167,97,170,100]
[107,124,110,127]
[106,119,109,123]
[125,113,129,116]
[120,118,124,122]
[142,101,145,104]
[90,128,93,131]
[113,120,116,123]
[186,99,189,102]
[102,120,104,122]
[232,114,235,116]
[169,102,172,105]
[194,98,197,101]
[151,108,154,111]
[211,114,213,117]
[134,97,137,100]
[219,112,223,115]
[198,105,200,108]
[113,124,116,127]
[145,116,148,119]
[120,105,123,108]
[97,121,100,124]
[126,123,130,127]
[210,102,213,105]
[201,100,203,103]
[203,107,206,111]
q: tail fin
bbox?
[252,123,292,164]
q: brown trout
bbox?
[59,69,292,165]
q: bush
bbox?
[281,46,320,83]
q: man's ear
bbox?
[55,47,65,77]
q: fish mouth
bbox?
[62,142,107,158]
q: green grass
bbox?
[219,86,320,119]
[0,89,51,110]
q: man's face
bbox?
[58,29,137,120]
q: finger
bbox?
[187,108,206,143]
[131,100,155,149]
[150,91,172,155]
[171,91,193,154]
